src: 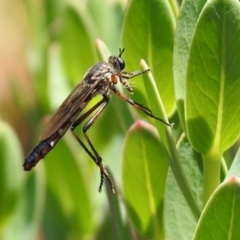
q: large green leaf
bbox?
[2,170,45,240]
[164,135,203,240]
[141,60,201,219]
[193,176,240,240]
[105,171,132,240]
[0,120,24,230]
[0,121,45,240]
[173,0,207,131]
[186,0,240,155]
[226,147,240,179]
[60,5,96,85]
[47,44,71,110]
[122,120,168,239]
[186,0,240,201]
[25,0,50,111]
[44,133,94,236]
[122,0,177,114]
[45,0,65,25]
[88,0,123,51]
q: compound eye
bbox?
[117,57,125,70]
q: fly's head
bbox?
[108,48,134,93]
[108,48,125,72]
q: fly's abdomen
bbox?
[23,133,60,171]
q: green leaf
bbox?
[173,0,207,131]
[95,39,111,62]
[193,176,240,240]
[122,0,177,114]
[0,120,24,230]
[2,166,45,240]
[164,135,203,240]
[43,188,71,240]
[185,0,240,202]
[186,0,240,155]
[88,0,123,51]
[122,120,168,239]
[25,0,50,111]
[47,44,71,110]
[45,0,65,25]
[44,133,94,236]
[60,5,97,84]
[141,60,201,219]
[105,171,132,240]
[226,147,240,179]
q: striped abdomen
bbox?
[23,133,61,171]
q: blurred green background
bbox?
[1,0,240,239]
[0,0,177,239]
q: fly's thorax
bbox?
[84,62,109,84]
[88,71,113,98]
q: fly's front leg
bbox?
[119,69,151,93]
[71,95,115,193]
[120,68,150,79]
[112,88,173,127]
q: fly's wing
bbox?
[40,62,108,140]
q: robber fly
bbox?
[23,48,173,193]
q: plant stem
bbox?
[203,151,221,205]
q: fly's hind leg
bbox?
[71,94,114,193]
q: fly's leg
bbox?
[118,69,151,93]
[120,69,150,79]
[82,99,113,193]
[118,69,173,126]
[71,95,115,193]
[112,88,173,127]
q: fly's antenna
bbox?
[119,48,125,57]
